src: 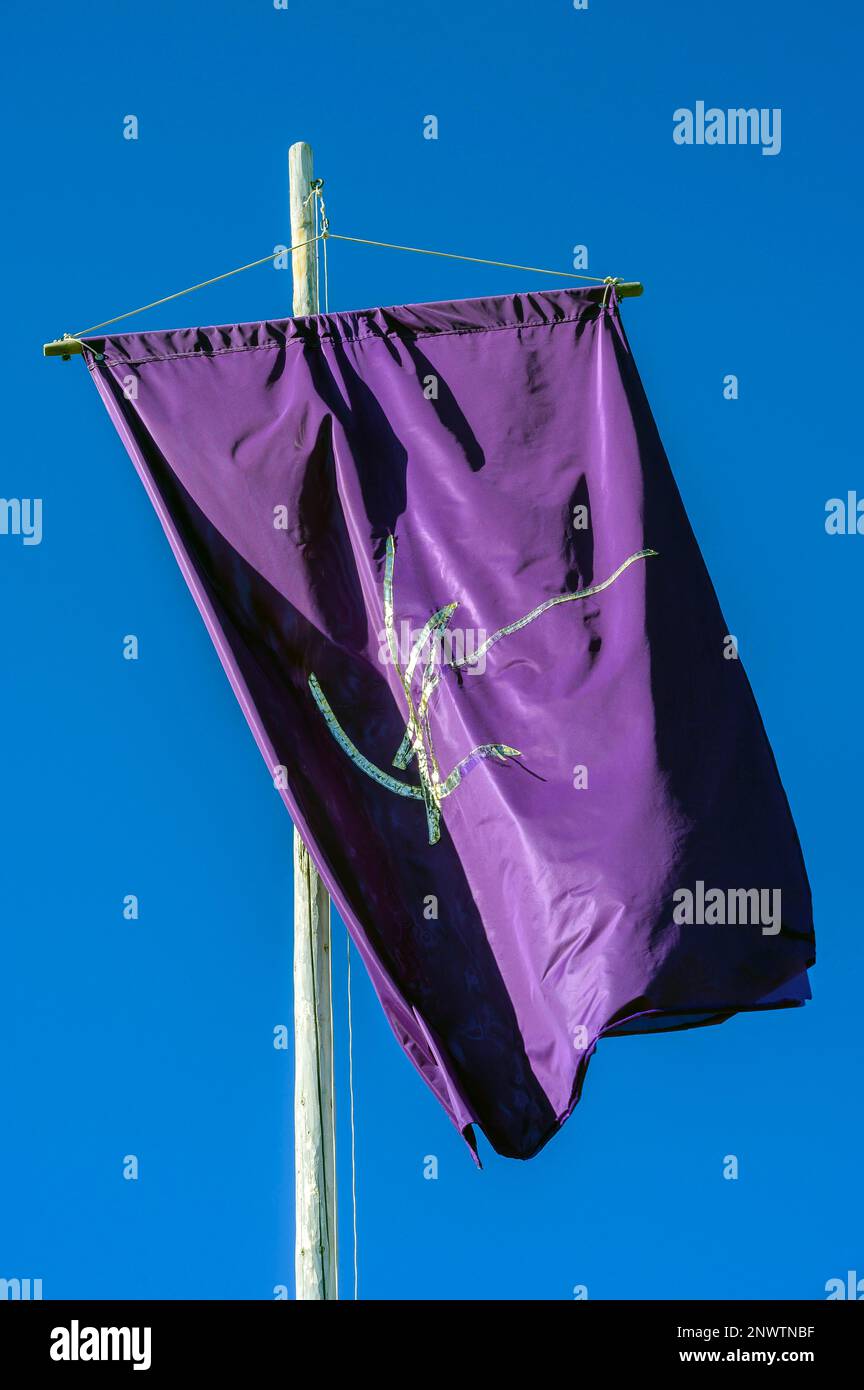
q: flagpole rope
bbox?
[327,233,616,285]
[309,195,353,1297]
[319,189,331,314]
[63,228,624,342]
[307,186,322,317]
[302,848,335,1298]
[304,241,342,1301]
[71,236,324,338]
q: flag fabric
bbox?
[83,286,814,1160]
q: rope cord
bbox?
[327,232,616,284]
[310,184,331,315]
[311,185,353,1298]
[319,188,330,313]
[303,238,340,1301]
[65,222,622,341]
[72,235,323,337]
[301,845,335,1299]
[306,185,321,317]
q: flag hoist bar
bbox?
[42,229,643,359]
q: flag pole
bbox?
[289,140,338,1301]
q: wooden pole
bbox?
[289,140,338,1302]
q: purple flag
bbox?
[84,286,814,1160]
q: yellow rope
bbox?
[67,226,622,341]
[72,235,323,337]
[327,232,614,284]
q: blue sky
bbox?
[1,0,861,1299]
